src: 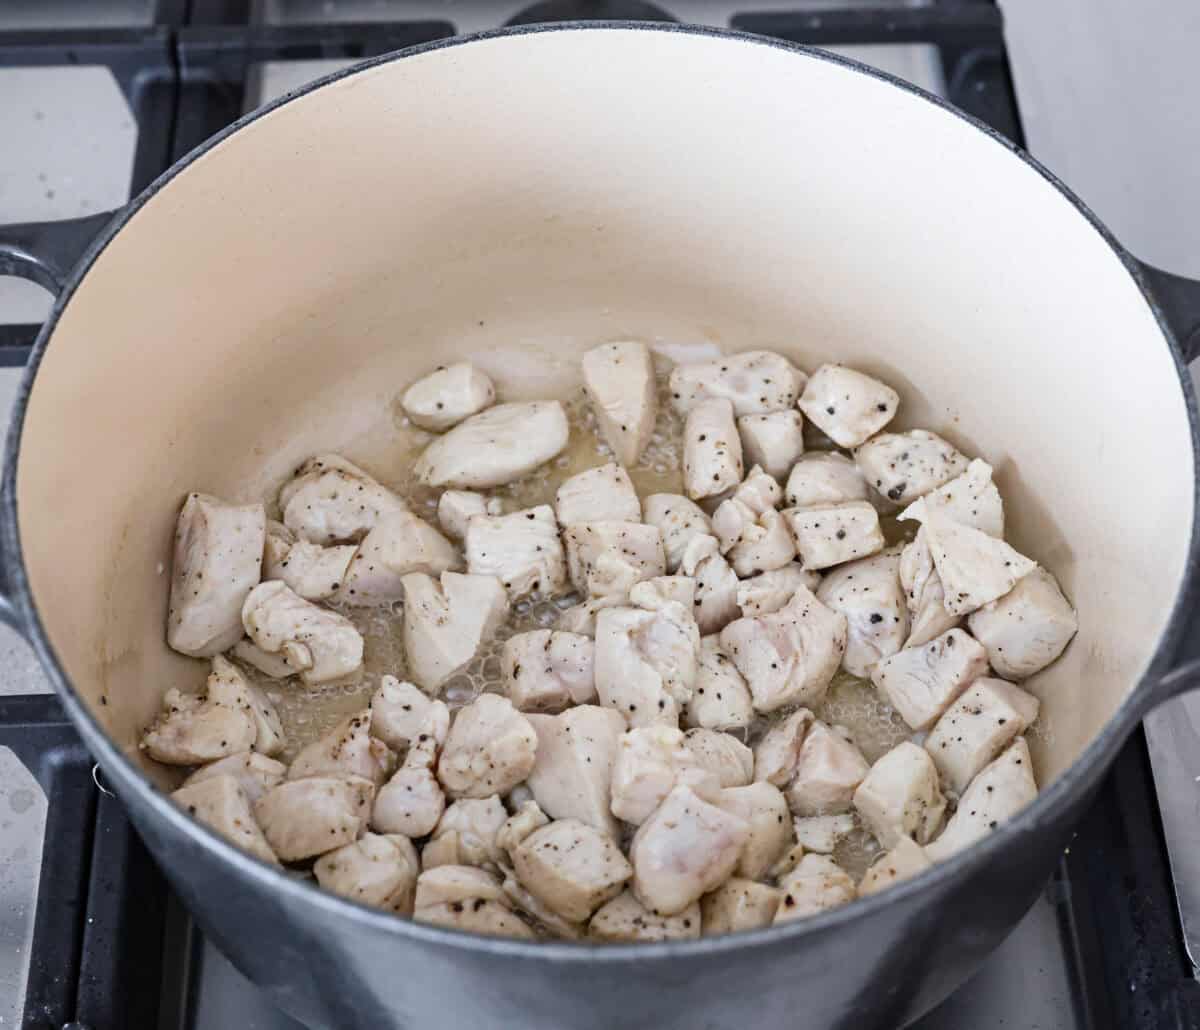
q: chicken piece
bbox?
[853,741,946,847]
[338,512,461,607]
[784,452,870,509]
[525,706,626,838]
[684,636,754,731]
[238,679,284,757]
[712,466,782,552]
[416,899,535,938]
[870,628,990,731]
[594,603,699,727]
[288,710,395,786]
[465,505,566,601]
[793,813,856,854]
[630,784,750,915]
[582,340,657,467]
[172,774,278,864]
[737,411,805,481]
[737,564,822,617]
[496,799,549,857]
[589,890,701,942]
[815,550,909,677]
[855,430,969,506]
[797,364,899,449]
[437,695,538,799]
[401,572,509,692]
[784,501,885,571]
[564,521,666,599]
[720,586,847,713]
[967,568,1078,680]
[413,865,535,938]
[167,494,266,657]
[610,726,716,826]
[898,529,960,648]
[729,510,797,579]
[372,701,450,837]
[554,594,625,637]
[141,656,258,765]
[253,776,374,862]
[753,708,814,787]
[715,782,791,879]
[643,494,713,573]
[502,630,596,713]
[279,454,407,546]
[669,351,806,417]
[501,870,586,940]
[628,575,695,611]
[314,832,421,913]
[241,581,364,685]
[923,512,1037,617]
[181,751,287,804]
[230,640,299,680]
[555,463,641,526]
[423,795,508,870]
[858,836,933,896]
[262,520,356,603]
[786,722,870,817]
[768,843,806,881]
[512,819,632,923]
[774,853,856,923]
[685,729,753,788]
[401,362,495,431]
[924,677,1040,794]
[701,878,782,934]
[679,534,741,636]
[369,676,435,752]
[926,737,1037,861]
[898,458,1004,538]
[415,401,570,489]
[437,490,503,542]
[684,398,744,500]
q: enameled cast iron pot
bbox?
[4,24,1200,1030]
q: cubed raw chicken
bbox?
[415,401,569,489]
[141,656,258,765]
[701,878,782,934]
[753,708,813,787]
[245,679,287,758]
[496,800,551,860]
[683,398,743,500]
[898,459,1004,538]
[784,502,885,571]
[401,362,495,431]
[855,430,968,505]
[737,564,822,617]
[594,603,699,727]
[669,351,806,416]
[815,550,909,677]
[793,813,856,854]
[314,832,421,913]
[720,585,847,713]
[437,694,537,799]
[684,729,753,787]
[414,864,507,907]
[643,494,713,572]
[796,365,899,448]
[564,521,666,598]
[729,511,797,579]
[501,871,586,940]
[400,572,509,692]
[172,774,279,865]
[554,594,625,637]
[871,628,989,731]
[168,493,266,657]
[684,637,754,731]
[181,751,286,804]
[589,890,701,942]
[715,782,792,879]
[774,853,856,923]
[853,741,946,847]
[899,529,960,648]
[786,721,870,817]
[502,630,596,712]
[630,784,750,915]
[253,775,375,862]
[924,677,1040,793]
[610,726,708,825]
[465,505,566,600]
[923,511,1037,616]
[373,701,450,837]
[737,411,805,481]
[526,706,626,838]
[784,452,870,509]
[370,676,435,752]
[337,512,461,606]
[967,568,1078,680]
[241,581,364,685]
[629,576,695,611]
[437,490,503,542]
[279,454,407,546]
[712,466,782,552]
[413,866,534,938]
[262,520,356,602]
[555,462,641,526]
[230,640,300,680]
[422,795,508,870]
[287,710,395,786]
[679,534,740,635]
[582,340,658,467]
[512,819,633,923]
[858,836,933,896]
[926,737,1037,861]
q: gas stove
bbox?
[1,3,1197,1028]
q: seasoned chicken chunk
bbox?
[437,490,502,542]
[168,493,265,657]
[797,364,899,448]
[181,751,286,804]
[241,581,364,685]
[853,741,946,847]
[288,710,395,786]
[774,853,856,923]
[555,462,641,526]
[669,351,806,416]
[793,813,856,854]
[684,398,744,500]
[967,568,1078,680]
[338,511,461,606]
[924,677,1040,793]
[737,411,805,481]
[172,774,278,864]
[279,454,407,546]
[413,866,534,938]
[401,362,495,431]
[898,459,1004,538]
[630,784,750,915]
[753,708,813,787]
[858,835,933,896]
[784,452,870,509]
[815,550,909,677]
[712,466,782,552]
[679,534,740,635]
[582,340,657,467]
[564,521,666,598]
[720,586,847,713]
[437,694,538,799]
[871,628,989,731]
[729,511,797,579]
[526,706,626,838]
[245,679,287,757]
[784,501,885,571]
[262,520,355,602]
[715,782,791,879]
[314,832,420,913]
[254,775,374,862]
[684,637,754,731]
[373,701,450,837]
[737,564,822,617]
[899,529,960,648]
[513,819,632,923]
[923,511,1037,616]
[595,603,699,727]
[786,721,870,817]
[926,737,1037,861]
[501,871,585,939]
[414,863,507,907]
[502,629,596,712]
[370,676,435,752]
[465,505,566,601]
[589,890,701,942]
[423,795,508,870]
[629,576,695,611]
[496,800,551,860]
[230,639,299,680]
[701,878,782,934]
[643,494,713,572]
[554,594,625,637]
[401,571,508,692]
[855,430,968,505]
[415,401,569,489]
[685,729,753,788]
[142,656,258,765]
[610,726,707,825]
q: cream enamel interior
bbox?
[14,28,1194,793]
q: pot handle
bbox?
[0,210,118,295]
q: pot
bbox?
[3,23,1200,1030]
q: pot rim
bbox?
[4,20,1198,962]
